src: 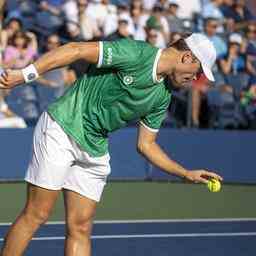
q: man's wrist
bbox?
[180,169,189,179]
[21,64,39,83]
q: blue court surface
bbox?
[1,219,256,255]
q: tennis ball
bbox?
[207,178,221,192]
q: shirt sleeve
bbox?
[140,94,171,132]
[97,39,141,71]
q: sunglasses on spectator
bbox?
[148,34,158,38]
[48,41,60,44]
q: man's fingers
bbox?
[197,176,209,184]
[1,70,8,80]
[202,170,223,181]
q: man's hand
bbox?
[0,69,24,89]
[185,170,223,184]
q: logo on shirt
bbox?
[107,47,113,65]
[123,75,134,85]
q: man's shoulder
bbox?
[108,38,157,51]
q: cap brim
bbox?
[201,63,215,82]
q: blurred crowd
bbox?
[0,0,256,129]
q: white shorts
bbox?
[25,112,111,202]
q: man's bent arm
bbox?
[0,42,100,89]
[34,42,99,75]
[137,124,223,183]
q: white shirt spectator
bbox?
[118,13,135,38]
[175,0,201,19]
[86,0,117,34]
[62,0,77,32]
[62,0,100,40]
[133,14,149,41]
[142,0,157,11]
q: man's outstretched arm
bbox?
[137,123,223,183]
[0,42,100,89]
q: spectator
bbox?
[191,17,228,128]
[3,31,37,69]
[36,0,65,32]
[115,3,135,37]
[227,0,255,31]
[204,18,227,58]
[217,34,246,108]
[202,0,224,20]
[86,0,117,36]
[0,89,27,128]
[246,22,256,75]
[145,27,158,47]
[6,0,37,30]
[245,22,256,111]
[105,17,132,41]
[36,33,76,111]
[223,17,236,38]
[166,0,183,33]
[151,4,170,46]
[220,0,235,18]
[240,80,256,128]
[39,33,76,89]
[0,0,6,64]
[219,34,246,77]
[130,0,149,40]
[145,16,166,48]
[175,0,201,20]
[157,0,170,12]
[63,0,101,41]
[142,0,157,12]
[202,0,224,32]
[0,0,5,27]
[1,17,23,51]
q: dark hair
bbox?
[5,17,23,29]
[10,31,31,48]
[204,17,218,26]
[168,33,192,50]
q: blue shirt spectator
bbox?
[204,18,227,58]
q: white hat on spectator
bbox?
[168,0,179,6]
[229,33,243,45]
[185,33,217,82]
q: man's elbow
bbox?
[137,141,151,155]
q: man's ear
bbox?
[181,51,193,64]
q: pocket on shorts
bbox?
[78,152,111,177]
[33,112,74,166]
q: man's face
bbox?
[146,28,158,46]
[205,20,219,37]
[167,51,202,88]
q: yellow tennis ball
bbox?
[207,178,221,192]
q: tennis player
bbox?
[0,33,223,256]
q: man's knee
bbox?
[66,216,93,238]
[22,204,51,226]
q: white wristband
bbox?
[21,64,39,83]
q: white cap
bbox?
[168,0,179,6]
[229,33,242,45]
[185,33,217,82]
